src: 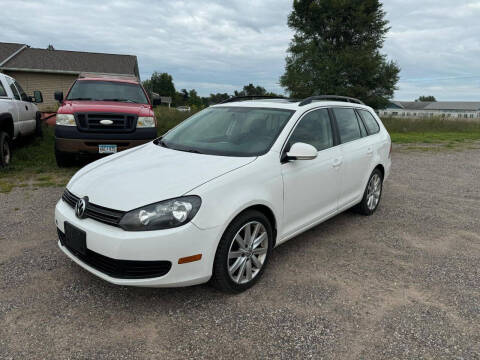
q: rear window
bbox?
[332,108,362,143]
[358,110,380,134]
[0,81,6,97]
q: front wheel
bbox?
[355,169,383,215]
[0,132,12,168]
[211,210,273,293]
[55,147,74,167]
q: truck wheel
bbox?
[55,147,74,167]
[35,113,43,138]
[0,132,12,168]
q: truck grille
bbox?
[58,229,172,279]
[75,113,137,133]
[62,189,125,227]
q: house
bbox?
[379,101,480,119]
[0,42,139,111]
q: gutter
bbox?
[0,44,28,67]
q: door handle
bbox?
[25,105,28,110]
[332,158,343,168]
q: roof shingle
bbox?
[0,42,25,64]
[0,44,138,76]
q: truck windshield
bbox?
[66,80,149,104]
[157,106,294,157]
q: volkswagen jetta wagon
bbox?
[55,95,391,293]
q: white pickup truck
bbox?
[0,73,43,167]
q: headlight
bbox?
[119,196,201,231]
[137,116,155,128]
[56,114,76,126]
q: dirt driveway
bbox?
[1,147,479,359]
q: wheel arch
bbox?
[220,202,279,247]
[0,113,14,138]
[374,163,385,179]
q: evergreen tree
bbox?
[280,0,400,108]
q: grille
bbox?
[75,113,137,133]
[58,229,172,279]
[62,189,125,227]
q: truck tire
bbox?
[0,131,12,168]
[55,147,74,167]
[35,113,43,138]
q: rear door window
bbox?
[358,110,381,135]
[0,81,7,97]
[332,108,362,144]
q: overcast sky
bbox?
[2,0,480,101]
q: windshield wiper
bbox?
[158,139,169,148]
[102,98,137,103]
[68,97,92,100]
[178,148,203,154]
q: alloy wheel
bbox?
[227,221,269,284]
[366,173,382,210]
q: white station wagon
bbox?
[55,95,391,293]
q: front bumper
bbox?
[55,199,221,287]
[55,125,157,154]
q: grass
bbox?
[1,112,479,193]
[0,126,75,193]
[381,117,480,144]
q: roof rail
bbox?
[298,95,365,106]
[220,95,288,104]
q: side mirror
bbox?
[152,94,161,106]
[285,142,318,161]
[54,91,63,102]
[33,90,43,104]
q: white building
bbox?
[379,101,480,119]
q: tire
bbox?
[354,168,384,216]
[0,132,12,168]
[55,147,74,167]
[35,113,43,138]
[211,210,273,293]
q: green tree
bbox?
[415,96,436,102]
[280,0,400,108]
[142,72,176,99]
[187,89,202,107]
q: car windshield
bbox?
[158,106,294,157]
[66,80,149,104]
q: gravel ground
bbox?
[1,147,479,359]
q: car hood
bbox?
[59,100,153,117]
[67,143,256,211]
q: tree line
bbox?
[144,0,402,109]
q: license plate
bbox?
[64,222,87,255]
[99,144,117,154]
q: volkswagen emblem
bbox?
[75,197,88,219]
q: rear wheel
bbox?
[55,147,74,167]
[35,113,43,137]
[211,210,273,293]
[355,168,383,215]
[0,132,12,168]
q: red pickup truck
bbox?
[54,76,157,166]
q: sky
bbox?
[2,0,480,101]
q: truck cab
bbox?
[0,73,43,168]
[54,76,157,166]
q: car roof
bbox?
[212,99,373,112]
